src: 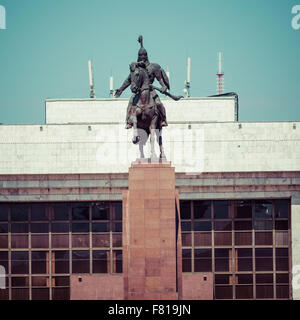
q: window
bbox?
[180,199,290,300]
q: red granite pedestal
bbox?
[122,160,182,300]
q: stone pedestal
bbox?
[122,160,181,300]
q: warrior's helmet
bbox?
[137,35,148,63]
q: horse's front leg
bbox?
[156,129,166,160]
[131,106,140,145]
[150,116,158,160]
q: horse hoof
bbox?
[132,136,140,144]
[160,153,167,160]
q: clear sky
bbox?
[0,0,299,124]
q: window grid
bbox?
[180,199,291,300]
[0,201,122,300]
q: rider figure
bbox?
[115,36,169,129]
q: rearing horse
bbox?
[128,62,165,159]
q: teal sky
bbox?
[0,0,299,124]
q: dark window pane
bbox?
[276,273,289,284]
[92,222,109,232]
[53,276,70,287]
[214,201,229,219]
[195,258,212,272]
[12,277,29,287]
[215,274,231,284]
[113,250,122,273]
[215,249,230,272]
[194,201,211,219]
[182,233,192,246]
[214,221,232,231]
[72,203,89,220]
[11,235,28,248]
[0,204,9,221]
[254,220,272,230]
[256,285,273,298]
[276,285,289,299]
[53,251,69,274]
[275,221,288,230]
[181,221,191,231]
[0,235,8,248]
[276,248,288,257]
[274,200,289,218]
[92,202,109,220]
[72,234,89,248]
[93,250,109,273]
[236,285,253,299]
[182,249,191,272]
[255,232,273,245]
[194,221,211,231]
[235,232,252,246]
[256,273,273,284]
[11,288,29,300]
[234,221,252,230]
[52,223,69,233]
[72,250,90,273]
[32,276,48,287]
[256,258,273,271]
[31,223,49,233]
[0,224,8,233]
[0,251,8,260]
[31,234,49,248]
[11,204,29,221]
[32,251,48,274]
[180,201,191,219]
[236,274,253,284]
[52,203,69,221]
[92,234,110,247]
[52,288,70,300]
[254,200,272,218]
[256,248,273,257]
[234,200,252,219]
[112,222,122,232]
[236,249,252,271]
[11,252,29,274]
[32,288,49,300]
[276,258,289,271]
[194,232,211,246]
[31,204,49,221]
[112,202,122,220]
[112,234,122,247]
[52,234,69,248]
[214,232,232,246]
[72,223,89,233]
[215,286,233,299]
[195,249,212,258]
[11,223,29,233]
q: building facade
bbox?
[0,97,299,300]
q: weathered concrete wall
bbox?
[45,97,237,124]
[292,193,300,300]
[70,274,124,300]
[0,122,299,174]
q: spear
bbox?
[150,85,184,101]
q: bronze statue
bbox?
[115,36,183,159]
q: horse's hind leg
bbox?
[155,129,166,160]
[150,115,158,160]
[131,107,140,145]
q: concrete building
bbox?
[0,96,299,300]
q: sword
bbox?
[150,85,184,101]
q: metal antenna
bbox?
[184,57,191,98]
[216,52,224,95]
[109,75,114,98]
[88,60,95,99]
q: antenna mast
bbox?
[184,57,191,98]
[88,60,95,99]
[216,52,224,95]
[109,75,114,98]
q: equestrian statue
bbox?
[115,35,183,159]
